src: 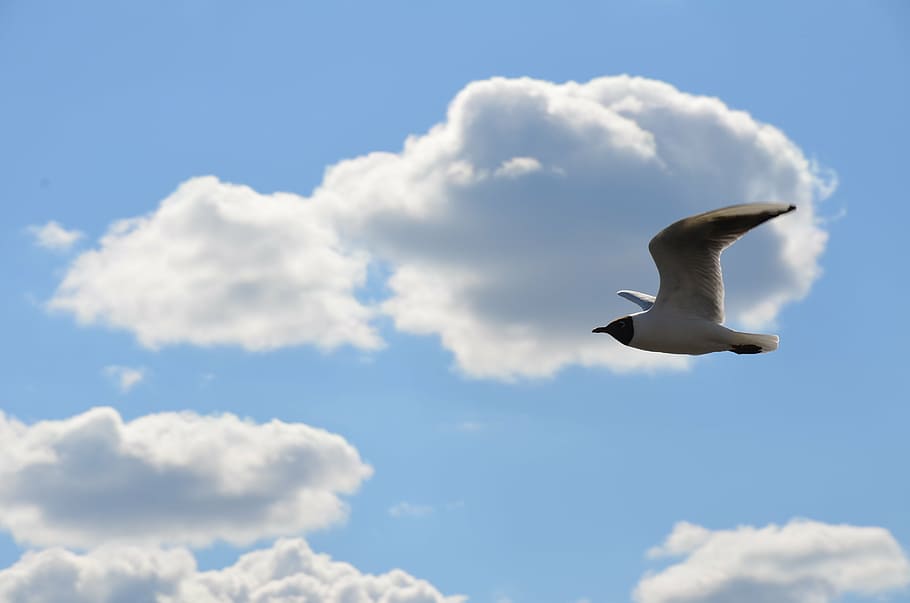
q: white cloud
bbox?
[0,546,192,603]
[454,420,485,433]
[49,177,380,352]
[0,407,372,548]
[102,365,145,393]
[28,221,83,251]
[0,539,465,603]
[388,502,435,518]
[646,521,711,559]
[635,519,910,603]
[49,75,832,378]
[494,156,543,178]
[318,75,830,378]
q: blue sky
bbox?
[2,2,909,602]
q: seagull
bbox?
[592,203,796,355]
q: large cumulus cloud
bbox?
[49,75,832,378]
[0,539,464,603]
[635,519,910,603]
[0,407,372,548]
[319,76,828,377]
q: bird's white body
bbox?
[594,203,794,356]
[626,307,778,355]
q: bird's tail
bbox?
[728,331,779,355]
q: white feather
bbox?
[617,290,655,311]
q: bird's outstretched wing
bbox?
[617,290,655,311]
[648,203,795,323]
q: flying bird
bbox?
[593,203,796,355]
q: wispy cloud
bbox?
[388,501,435,518]
[103,365,145,393]
[454,420,486,433]
[28,221,83,251]
[389,499,465,518]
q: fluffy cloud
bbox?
[317,76,829,378]
[0,539,464,603]
[103,365,145,392]
[28,221,83,251]
[635,519,910,603]
[0,546,192,603]
[0,407,372,548]
[49,177,380,352]
[49,75,832,378]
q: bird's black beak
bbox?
[592,326,608,334]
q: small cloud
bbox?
[818,204,847,225]
[810,158,839,200]
[445,499,465,511]
[494,156,543,178]
[454,420,486,433]
[28,221,83,251]
[103,365,145,393]
[388,501,435,518]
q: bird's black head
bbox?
[592,316,634,346]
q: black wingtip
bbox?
[786,204,796,213]
[730,344,763,354]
